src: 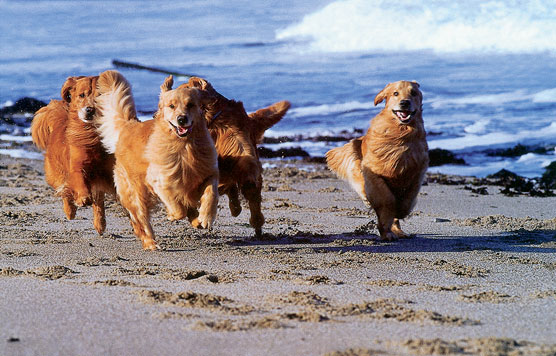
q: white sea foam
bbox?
[429,152,554,178]
[1,100,14,108]
[0,149,43,160]
[430,88,556,109]
[288,101,370,118]
[277,0,556,54]
[463,120,490,135]
[430,90,529,109]
[0,134,33,142]
[429,122,556,151]
[532,88,556,103]
[261,141,337,157]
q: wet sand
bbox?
[1,155,555,356]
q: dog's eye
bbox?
[393,92,399,96]
[186,102,194,109]
[411,90,418,96]
[79,93,85,98]
[169,104,175,109]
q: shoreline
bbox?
[2,96,556,181]
[1,154,556,355]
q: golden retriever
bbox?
[95,70,219,250]
[180,77,290,238]
[326,81,428,240]
[31,75,114,235]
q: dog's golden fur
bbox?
[180,77,290,238]
[31,75,114,235]
[326,81,428,240]
[95,70,219,250]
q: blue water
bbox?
[1,0,555,177]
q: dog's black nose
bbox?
[177,115,188,127]
[399,100,411,109]
[86,107,95,115]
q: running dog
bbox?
[31,75,114,235]
[180,77,290,238]
[95,71,218,250]
[326,81,428,240]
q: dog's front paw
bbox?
[142,239,161,251]
[393,230,411,239]
[191,214,215,229]
[380,231,398,241]
[167,211,185,221]
[200,218,213,230]
[189,217,203,229]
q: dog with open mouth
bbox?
[31,75,115,235]
[179,77,290,238]
[95,70,218,250]
[326,81,428,241]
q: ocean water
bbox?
[1,0,555,178]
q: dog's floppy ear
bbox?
[187,77,210,90]
[374,83,392,106]
[186,77,219,114]
[160,75,174,92]
[61,77,77,103]
[187,77,220,99]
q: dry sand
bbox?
[1,155,555,356]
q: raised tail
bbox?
[325,137,368,202]
[95,70,138,153]
[31,100,67,150]
[249,100,291,144]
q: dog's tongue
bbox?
[177,126,190,136]
[396,111,410,119]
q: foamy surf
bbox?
[0,149,43,160]
[429,122,556,151]
[277,0,556,54]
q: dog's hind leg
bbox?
[62,196,77,220]
[58,186,77,220]
[92,190,106,235]
[115,168,159,250]
[125,196,157,250]
[226,184,242,217]
[129,209,157,250]
[241,180,264,239]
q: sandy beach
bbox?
[1,154,555,356]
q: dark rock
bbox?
[262,129,364,145]
[464,186,489,195]
[486,144,551,157]
[428,148,465,166]
[258,146,310,158]
[0,97,47,125]
[540,161,556,190]
[302,156,327,164]
[487,169,553,197]
[487,169,522,182]
[425,173,467,185]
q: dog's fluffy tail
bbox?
[95,70,138,153]
[31,100,67,150]
[249,100,291,144]
[325,138,368,202]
